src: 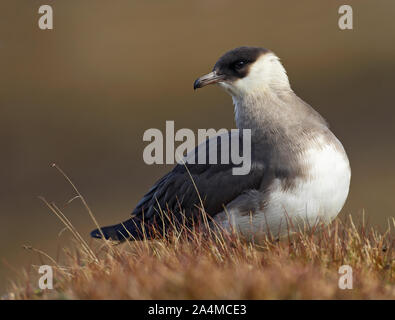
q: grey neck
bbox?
[234,90,294,135]
[232,89,329,151]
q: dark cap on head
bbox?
[214,46,269,78]
[194,46,270,89]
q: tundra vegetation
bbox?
[4,166,395,300]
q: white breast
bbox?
[267,136,350,237]
[218,134,351,241]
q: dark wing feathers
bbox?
[91,133,267,241]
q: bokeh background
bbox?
[0,0,394,293]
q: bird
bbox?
[90,46,351,242]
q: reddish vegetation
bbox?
[6,215,395,300]
[5,167,395,300]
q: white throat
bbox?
[220,53,291,100]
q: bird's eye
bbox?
[233,60,246,70]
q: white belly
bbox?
[217,136,351,240]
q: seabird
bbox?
[91,46,351,242]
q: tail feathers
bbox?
[90,218,147,242]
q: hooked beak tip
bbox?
[193,79,201,90]
[193,71,225,91]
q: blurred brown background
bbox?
[0,0,394,293]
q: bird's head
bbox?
[194,46,290,98]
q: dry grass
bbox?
[4,166,395,300]
[6,215,395,300]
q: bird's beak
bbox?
[194,71,226,90]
